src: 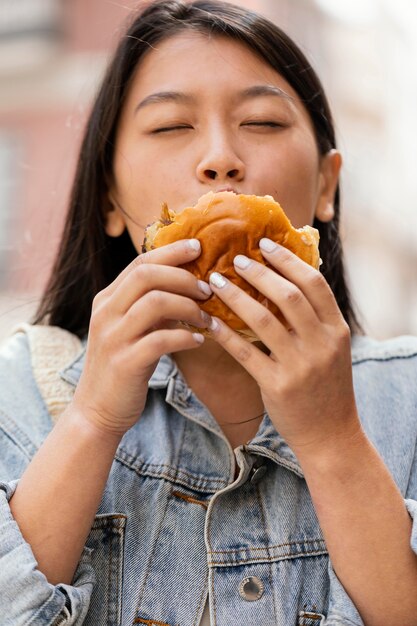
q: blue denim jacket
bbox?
[1,329,417,626]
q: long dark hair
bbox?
[34,0,363,337]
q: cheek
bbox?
[264,140,320,226]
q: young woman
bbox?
[1,1,417,625]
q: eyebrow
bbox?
[134,84,294,114]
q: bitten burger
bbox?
[142,191,320,341]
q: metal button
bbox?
[250,464,267,484]
[238,576,264,601]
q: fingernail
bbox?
[198,280,212,296]
[201,310,212,325]
[259,238,277,253]
[233,254,251,270]
[209,272,227,288]
[193,332,205,344]
[187,239,200,251]
[209,317,220,332]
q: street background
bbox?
[1,0,416,342]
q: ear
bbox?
[314,149,342,223]
[104,192,126,237]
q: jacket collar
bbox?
[59,340,176,389]
[59,343,304,476]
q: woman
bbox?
[1,1,417,625]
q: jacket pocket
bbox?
[84,513,127,626]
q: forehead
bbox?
[128,31,300,103]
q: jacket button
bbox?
[238,576,264,601]
[250,464,267,484]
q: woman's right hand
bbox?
[71,238,211,438]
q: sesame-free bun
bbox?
[142,191,320,341]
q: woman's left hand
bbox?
[208,237,362,458]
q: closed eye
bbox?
[151,125,193,134]
[242,121,285,128]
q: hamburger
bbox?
[142,191,320,341]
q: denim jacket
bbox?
[1,328,417,626]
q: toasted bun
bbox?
[142,191,320,341]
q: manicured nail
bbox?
[259,238,277,253]
[233,254,251,270]
[187,239,201,251]
[198,280,212,296]
[193,332,205,344]
[201,311,212,325]
[209,317,220,332]
[210,272,227,288]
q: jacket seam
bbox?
[26,587,67,626]
[209,538,325,554]
[405,433,417,496]
[132,418,187,616]
[0,408,38,460]
[116,452,227,482]
[208,548,328,566]
[115,453,227,491]
[256,482,278,621]
[192,577,209,626]
[352,353,417,365]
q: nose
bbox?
[196,129,245,184]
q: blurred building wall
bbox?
[0,0,416,341]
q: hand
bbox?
[207,238,361,458]
[71,239,212,438]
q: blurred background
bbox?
[0,0,416,342]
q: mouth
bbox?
[214,187,239,194]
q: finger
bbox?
[118,291,212,341]
[127,328,205,370]
[259,238,342,325]
[232,254,318,337]
[110,263,212,315]
[209,271,292,351]
[104,239,202,298]
[208,316,273,382]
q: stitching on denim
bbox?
[210,568,217,626]
[116,451,225,478]
[92,514,127,527]
[115,452,227,489]
[256,483,278,621]
[353,353,417,365]
[205,484,216,624]
[192,576,209,626]
[405,433,417,496]
[0,408,38,460]
[209,538,325,555]
[93,509,126,621]
[132,486,173,613]
[133,422,187,616]
[105,521,114,625]
[172,490,209,509]
[208,548,327,566]
[115,523,124,625]
[133,617,170,626]
[247,445,304,477]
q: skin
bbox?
[108,33,337,233]
[106,31,340,444]
[9,32,417,626]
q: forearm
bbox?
[297,427,417,626]
[9,406,122,586]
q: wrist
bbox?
[291,421,370,476]
[61,402,125,449]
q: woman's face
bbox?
[107,32,340,246]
